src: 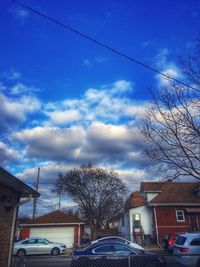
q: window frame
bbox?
[190,238,200,246]
[176,210,185,222]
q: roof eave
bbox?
[20,222,85,226]
[0,167,40,198]
[148,203,200,207]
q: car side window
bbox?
[114,245,135,255]
[175,236,187,245]
[93,245,115,254]
[190,238,200,246]
[22,239,36,244]
[37,239,46,244]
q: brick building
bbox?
[0,167,39,267]
[141,182,200,243]
[119,181,200,246]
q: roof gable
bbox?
[145,182,200,205]
[23,210,84,224]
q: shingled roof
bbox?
[140,182,163,192]
[141,182,200,206]
[21,210,84,225]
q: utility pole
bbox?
[33,167,40,219]
[58,192,61,210]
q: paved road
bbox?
[165,255,186,267]
[12,255,71,267]
[12,255,187,267]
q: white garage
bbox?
[20,210,85,248]
[30,226,74,248]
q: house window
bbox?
[176,210,185,222]
[133,213,140,229]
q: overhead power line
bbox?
[37,199,57,210]
[11,0,197,91]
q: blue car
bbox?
[71,242,167,267]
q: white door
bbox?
[30,227,74,248]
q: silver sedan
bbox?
[13,237,66,257]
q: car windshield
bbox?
[175,236,187,245]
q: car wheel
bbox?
[51,247,60,256]
[17,249,26,258]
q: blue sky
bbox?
[1,0,200,215]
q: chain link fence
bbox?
[11,254,200,267]
[71,254,167,267]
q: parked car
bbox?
[71,242,167,267]
[91,236,144,251]
[13,237,66,257]
[162,233,177,253]
[173,232,200,267]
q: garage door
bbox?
[30,227,74,248]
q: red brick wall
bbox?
[155,207,200,242]
[20,227,30,240]
[0,187,19,267]
[74,225,78,245]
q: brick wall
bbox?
[155,207,200,242]
[0,186,19,267]
[20,227,30,240]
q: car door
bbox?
[36,239,51,255]
[93,245,115,255]
[189,238,200,255]
[22,239,38,255]
[113,244,136,256]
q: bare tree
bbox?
[54,163,126,240]
[141,44,200,180]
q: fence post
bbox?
[128,255,130,267]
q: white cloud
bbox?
[10,83,40,95]
[44,80,140,126]
[0,141,20,165]
[0,93,41,131]
[111,80,133,95]
[155,48,169,68]
[83,57,107,68]
[95,57,107,63]
[154,48,182,87]
[156,66,181,86]
[12,120,147,169]
[1,69,21,81]
[13,126,86,161]
[11,8,29,22]
[83,59,92,67]
[46,109,81,125]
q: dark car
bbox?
[71,242,167,267]
[91,236,144,251]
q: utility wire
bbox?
[37,199,57,210]
[11,0,197,91]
